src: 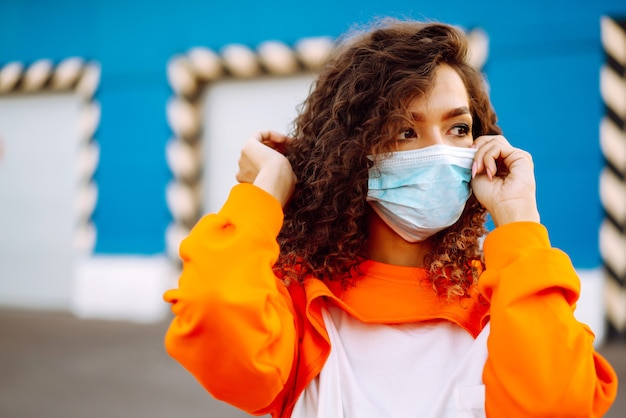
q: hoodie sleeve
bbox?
[163,184,297,415]
[479,222,618,417]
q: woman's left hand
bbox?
[470,135,540,227]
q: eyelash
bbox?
[450,124,471,136]
[398,128,417,141]
[396,124,471,141]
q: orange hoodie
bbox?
[164,184,617,417]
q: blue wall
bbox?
[1,0,625,267]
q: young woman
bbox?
[164,20,617,417]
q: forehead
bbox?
[409,65,469,112]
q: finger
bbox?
[471,135,497,176]
[472,135,503,178]
[479,142,514,179]
[472,134,510,150]
[502,148,534,180]
[236,153,254,184]
[472,135,509,178]
[256,130,294,153]
[235,167,248,183]
[239,134,292,183]
[258,130,293,144]
[238,138,268,182]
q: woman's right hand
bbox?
[236,131,296,207]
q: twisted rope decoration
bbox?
[600,16,626,334]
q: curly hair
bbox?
[275,19,501,298]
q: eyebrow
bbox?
[411,106,471,122]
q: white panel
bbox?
[201,74,315,213]
[0,93,82,309]
[72,255,175,323]
[574,268,607,347]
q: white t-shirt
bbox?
[292,305,489,418]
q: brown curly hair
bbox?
[276,19,501,298]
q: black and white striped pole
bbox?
[600,16,626,338]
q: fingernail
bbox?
[471,162,477,179]
[486,167,493,181]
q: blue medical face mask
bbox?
[367,144,477,242]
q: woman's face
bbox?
[394,64,473,151]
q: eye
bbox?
[397,128,417,140]
[449,124,470,137]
